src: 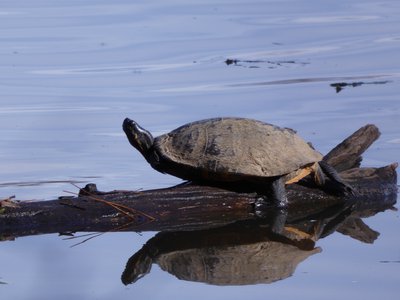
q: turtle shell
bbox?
[154,118,322,180]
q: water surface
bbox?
[0,1,399,299]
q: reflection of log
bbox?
[0,125,397,239]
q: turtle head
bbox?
[121,246,153,285]
[121,245,153,285]
[123,118,154,156]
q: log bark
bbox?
[0,125,397,239]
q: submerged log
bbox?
[0,125,397,239]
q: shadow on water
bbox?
[121,197,396,286]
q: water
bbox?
[0,0,399,299]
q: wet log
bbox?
[0,125,397,239]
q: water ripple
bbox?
[31,62,194,75]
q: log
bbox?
[323,124,381,172]
[0,125,397,239]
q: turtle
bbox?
[122,117,352,208]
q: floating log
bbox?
[0,125,397,239]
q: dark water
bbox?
[0,1,399,299]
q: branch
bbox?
[323,124,381,171]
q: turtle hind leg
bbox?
[255,178,288,233]
[271,177,288,208]
[270,178,289,234]
[318,160,355,195]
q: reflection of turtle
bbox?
[123,117,352,208]
[121,222,320,286]
[157,241,320,285]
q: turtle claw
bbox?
[343,183,358,196]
